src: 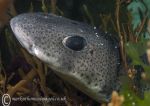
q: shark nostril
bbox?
[28,44,35,54]
[62,36,87,51]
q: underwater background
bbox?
[0,0,150,106]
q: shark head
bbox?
[10,13,121,102]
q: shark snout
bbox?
[10,18,35,54]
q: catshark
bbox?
[10,13,121,102]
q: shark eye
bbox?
[62,36,87,51]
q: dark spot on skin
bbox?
[90,50,94,55]
[87,81,91,84]
[71,21,79,25]
[46,52,50,56]
[91,73,94,77]
[99,79,102,82]
[95,83,98,86]
[85,75,89,79]
[80,73,84,77]
[67,65,72,70]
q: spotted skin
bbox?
[10,13,121,102]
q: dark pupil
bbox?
[63,36,86,51]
